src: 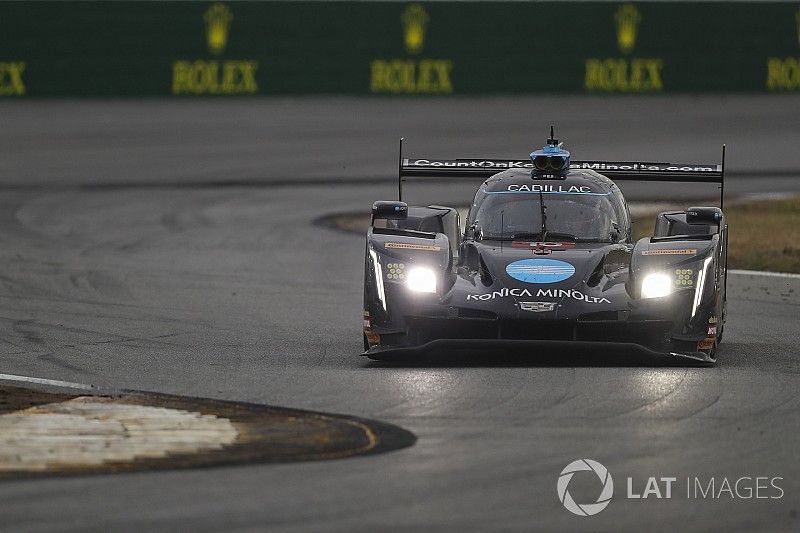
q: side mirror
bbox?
[465,220,479,240]
[686,206,722,225]
[609,222,624,243]
[372,201,408,223]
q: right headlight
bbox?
[406,266,437,293]
[641,272,673,299]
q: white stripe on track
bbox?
[729,269,800,279]
[0,373,94,391]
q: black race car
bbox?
[363,131,728,364]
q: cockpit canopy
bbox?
[466,170,630,243]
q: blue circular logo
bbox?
[506,258,575,284]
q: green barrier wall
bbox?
[1,1,799,96]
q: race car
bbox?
[363,130,728,363]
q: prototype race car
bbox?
[363,130,728,363]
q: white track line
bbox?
[0,373,94,391]
[729,269,800,279]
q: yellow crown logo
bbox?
[401,4,429,55]
[204,3,233,56]
[615,4,641,55]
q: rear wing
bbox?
[397,139,726,208]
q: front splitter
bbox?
[364,338,716,365]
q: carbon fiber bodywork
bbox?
[363,168,727,364]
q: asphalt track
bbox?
[0,96,799,531]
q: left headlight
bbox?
[406,266,437,293]
[641,272,673,299]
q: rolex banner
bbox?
[0,1,799,96]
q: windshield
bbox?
[470,190,621,242]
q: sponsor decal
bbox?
[402,3,428,54]
[172,4,259,95]
[172,61,257,94]
[585,5,664,92]
[615,3,640,54]
[697,337,715,351]
[365,330,381,345]
[505,184,592,193]
[519,301,557,313]
[205,3,232,55]
[708,315,718,325]
[405,159,532,169]
[0,62,26,96]
[766,8,800,90]
[385,242,441,252]
[370,4,453,94]
[405,159,719,175]
[572,162,718,173]
[642,249,698,256]
[506,259,575,284]
[363,310,371,328]
[370,60,452,94]
[535,288,611,304]
[585,58,663,92]
[466,287,611,304]
[766,57,800,91]
[512,241,576,250]
[708,326,718,336]
[385,262,406,280]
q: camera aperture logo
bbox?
[557,459,614,516]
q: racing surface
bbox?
[1,96,799,531]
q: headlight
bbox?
[406,266,437,293]
[641,272,673,299]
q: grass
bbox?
[632,196,800,273]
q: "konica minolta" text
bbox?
[466,288,611,304]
